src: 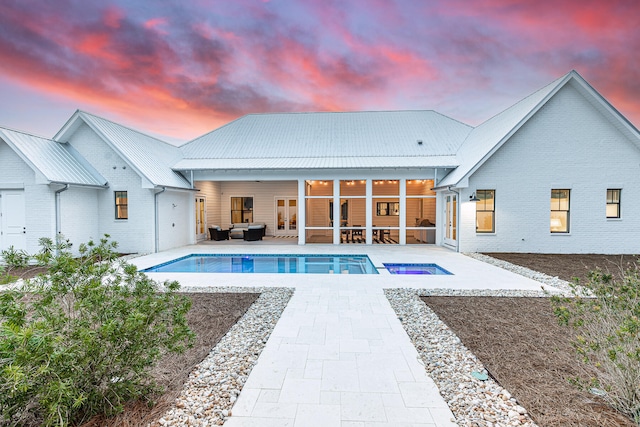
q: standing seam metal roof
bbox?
[178,110,473,163]
[0,127,107,186]
[57,111,191,189]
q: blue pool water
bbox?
[383,263,453,275]
[142,254,379,274]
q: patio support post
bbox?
[399,178,406,245]
[333,179,340,245]
[297,179,306,245]
[365,179,372,244]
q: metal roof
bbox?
[0,127,107,187]
[56,111,192,189]
[178,110,472,168]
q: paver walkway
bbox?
[224,281,457,427]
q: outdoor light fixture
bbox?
[470,192,480,202]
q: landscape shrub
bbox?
[0,236,194,426]
[551,265,640,423]
[0,246,30,285]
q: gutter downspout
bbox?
[154,187,166,253]
[54,184,69,239]
[447,186,461,253]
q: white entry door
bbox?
[443,192,457,247]
[275,197,297,236]
[195,197,207,241]
[0,191,27,251]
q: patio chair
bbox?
[243,225,264,241]
[209,226,229,241]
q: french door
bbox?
[275,197,297,236]
[443,192,457,247]
[195,197,207,240]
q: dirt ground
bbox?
[484,253,639,283]
[421,253,640,427]
[79,292,259,427]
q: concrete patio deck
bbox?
[131,245,556,426]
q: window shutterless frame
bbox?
[475,190,495,233]
[550,189,570,233]
[606,189,621,218]
[114,191,128,220]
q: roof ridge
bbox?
[0,124,54,141]
[77,110,178,148]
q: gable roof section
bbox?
[175,110,472,170]
[55,111,191,189]
[0,126,107,187]
[438,70,640,188]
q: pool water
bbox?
[383,263,452,275]
[142,254,379,274]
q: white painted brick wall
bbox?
[157,190,192,251]
[66,123,156,253]
[1,140,55,254]
[59,187,99,250]
[460,82,640,254]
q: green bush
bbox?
[0,236,194,426]
[551,266,640,423]
[0,246,30,285]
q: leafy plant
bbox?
[551,265,640,423]
[0,236,194,426]
[0,246,30,285]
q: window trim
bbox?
[606,189,621,219]
[376,201,399,216]
[475,189,495,233]
[550,189,570,233]
[114,191,128,220]
[231,196,254,223]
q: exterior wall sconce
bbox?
[470,192,480,202]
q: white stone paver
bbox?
[129,244,560,427]
[224,280,456,427]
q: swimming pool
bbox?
[383,263,453,275]
[142,254,379,274]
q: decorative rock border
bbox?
[153,287,293,427]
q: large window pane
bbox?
[406,179,435,196]
[373,180,399,196]
[406,198,436,227]
[305,198,331,227]
[340,180,366,196]
[305,180,333,196]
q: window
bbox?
[231,197,253,223]
[475,190,495,233]
[550,189,570,233]
[376,202,399,216]
[114,191,128,220]
[606,189,621,218]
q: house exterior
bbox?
[1,70,639,255]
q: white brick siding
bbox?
[0,139,55,253]
[459,82,640,254]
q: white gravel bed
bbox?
[152,286,293,427]
[463,252,575,294]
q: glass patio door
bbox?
[195,197,206,240]
[275,197,297,236]
[443,193,457,247]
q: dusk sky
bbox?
[0,0,638,143]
